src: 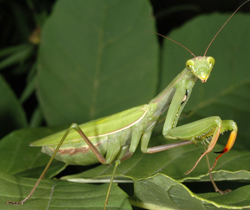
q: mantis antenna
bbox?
[151,0,250,58]
[149,31,196,57]
[204,0,250,56]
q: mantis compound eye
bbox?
[186,60,195,70]
[207,57,215,68]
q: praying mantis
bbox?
[6,1,250,210]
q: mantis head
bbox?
[151,0,248,84]
[186,56,215,83]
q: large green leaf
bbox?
[37,0,158,126]
[130,174,250,210]
[0,75,27,138]
[3,130,244,209]
[0,172,131,210]
[0,128,66,179]
[0,44,34,71]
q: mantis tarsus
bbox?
[7,1,250,209]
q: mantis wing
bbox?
[31,104,148,147]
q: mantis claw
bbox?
[213,150,224,154]
[217,189,232,195]
[6,201,23,205]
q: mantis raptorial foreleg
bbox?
[141,83,238,193]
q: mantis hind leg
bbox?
[6,123,109,206]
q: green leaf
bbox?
[37,0,159,126]
[0,128,66,178]
[0,44,33,71]
[61,134,250,182]
[19,68,36,104]
[130,174,250,210]
[29,106,44,128]
[0,44,28,58]
[0,172,131,210]
[0,75,27,138]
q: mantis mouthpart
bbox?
[7,0,249,209]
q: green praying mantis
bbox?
[7,1,250,209]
